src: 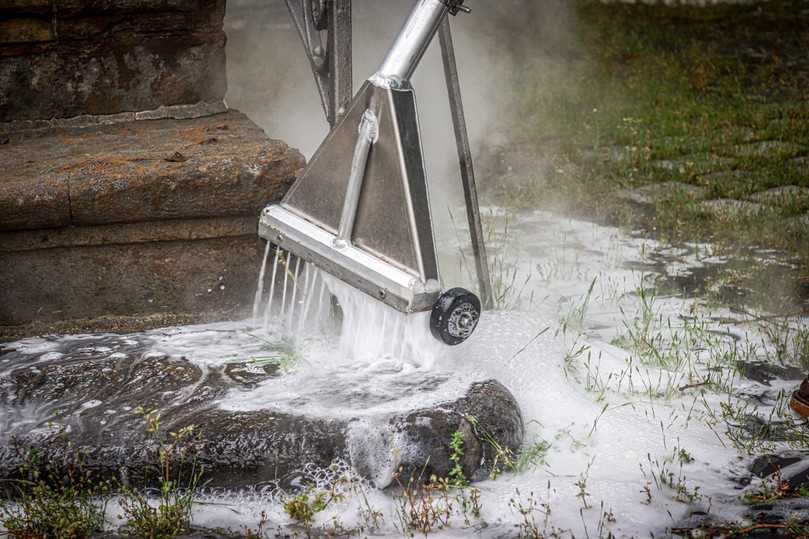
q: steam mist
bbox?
[224,0,578,289]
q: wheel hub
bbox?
[448,304,478,339]
[430,288,482,345]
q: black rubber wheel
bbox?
[430,288,481,346]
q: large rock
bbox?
[0,328,524,489]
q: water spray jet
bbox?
[260,0,493,346]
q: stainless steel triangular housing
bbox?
[259,80,441,313]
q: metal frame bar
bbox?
[285,0,353,128]
[438,17,494,309]
[261,205,442,313]
[328,0,352,125]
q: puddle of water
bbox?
[2,208,808,536]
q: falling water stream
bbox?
[248,243,446,369]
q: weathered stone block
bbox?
[698,198,771,220]
[0,0,227,122]
[0,233,264,324]
[0,111,304,329]
[55,0,226,38]
[57,0,223,17]
[0,1,51,16]
[750,185,809,206]
[0,176,71,230]
[0,17,54,44]
[0,34,227,122]
[618,181,708,208]
[0,111,303,231]
[0,216,257,253]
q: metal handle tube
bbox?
[335,109,379,246]
[376,0,449,84]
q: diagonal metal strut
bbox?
[438,17,494,309]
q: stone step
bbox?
[1,111,302,231]
[0,111,304,330]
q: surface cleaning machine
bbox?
[259,0,492,345]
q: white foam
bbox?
[217,265,471,418]
[191,208,800,536]
[5,338,61,355]
[80,400,102,410]
[2,208,804,536]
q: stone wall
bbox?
[0,1,304,339]
[0,0,227,124]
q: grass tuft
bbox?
[119,407,203,539]
[0,450,108,539]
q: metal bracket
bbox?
[285,0,353,128]
[442,0,471,16]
